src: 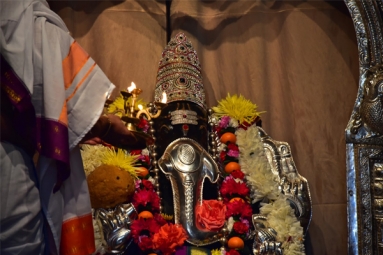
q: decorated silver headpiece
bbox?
[154,33,207,109]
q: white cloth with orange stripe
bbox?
[0,1,114,254]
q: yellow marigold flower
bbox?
[212,93,264,124]
[101,148,139,178]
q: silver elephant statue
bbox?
[259,127,312,233]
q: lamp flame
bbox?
[161,92,167,103]
[127,82,136,93]
[138,104,143,110]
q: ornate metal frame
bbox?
[344,0,383,254]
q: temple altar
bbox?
[49,0,383,254]
[79,32,311,254]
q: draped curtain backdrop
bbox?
[49,1,359,254]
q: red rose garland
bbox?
[131,218,161,249]
[220,176,250,199]
[216,115,254,254]
[130,114,257,254]
[233,221,249,235]
[131,175,188,254]
[131,179,164,252]
[225,200,253,220]
[132,189,160,212]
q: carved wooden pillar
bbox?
[344,1,383,254]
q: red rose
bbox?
[226,200,253,219]
[220,151,226,162]
[138,235,153,250]
[152,224,188,255]
[233,221,249,234]
[227,250,241,255]
[195,200,226,231]
[142,179,154,190]
[231,170,245,179]
[227,143,239,151]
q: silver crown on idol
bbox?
[154,32,207,110]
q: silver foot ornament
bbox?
[252,215,283,255]
[95,204,137,254]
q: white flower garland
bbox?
[81,145,110,176]
[92,210,107,255]
[236,126,279,202]
[236,125,305,255]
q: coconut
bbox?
[87,164,135,209]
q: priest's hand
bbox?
[81,114,148,149]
